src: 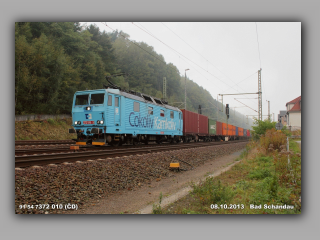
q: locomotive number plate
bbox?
[83,121,94,124]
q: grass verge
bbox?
[15,118,76,140]
[160,130,301,214]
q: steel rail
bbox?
[15,140,75,146]
[15,140,248,168]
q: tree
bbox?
[251,119,276,140]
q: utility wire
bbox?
[160,22,260,113]
[103,22,258,119]
[137,22,260,119]
[162,22,259,98]
[102,23,167,65]
[132,22,242,93]
[132,22,227,93]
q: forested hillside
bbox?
[15,22,251,128]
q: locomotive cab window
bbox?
[134,102,140,112]
[115,97,119,107]
[160,109,165,117]
[107,95,112,106]
[75,94,89,105]
[170,111,174,119]
[148,106,153,115]
[90,94,104,104]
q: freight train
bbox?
[69,76,250,146]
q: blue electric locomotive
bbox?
[69,83,183,146]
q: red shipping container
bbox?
[216,121,222,135]
[181,109,208,135]
[247,129,250,137]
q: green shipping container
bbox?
[208,119,216,135]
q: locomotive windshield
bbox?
[75,94,89,105]
[90,94,104,104]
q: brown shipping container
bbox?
[216,121,222,135]
[181,109,208,135]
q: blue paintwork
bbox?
[71,89,182,137]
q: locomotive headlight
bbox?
[97,120,100,124]
[86,106,91,110]
[74,121,78,125]
[77,121,81,125]
[100,120,104,124]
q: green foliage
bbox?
[280,125,292,137]
[193,179,235,205]
[248,168,272,180]
[15,22,116,115]
[251,119,276,140]
[152,192,163,214]
[15,22,253,128]
[47,118,55,125]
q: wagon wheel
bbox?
[111,140,120,147]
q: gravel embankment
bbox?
[15,142,247,214]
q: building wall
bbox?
[280,116,287,125]
[287,103,294,111]
[288,112,301,128]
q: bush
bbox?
[251,119,276,140]
[248,169,272,180]
[47,118,55,125]
[260,128,286,151]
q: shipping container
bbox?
[199,114,209,135]
[243,128,247,136]
[181,109,208,135]
[208,119,216,135]
[236,127,238,136]
[216,121,223,135]
[227,124,233,135]
[238,127,243,136]
[247,129,250,137]
[222,122,227,135]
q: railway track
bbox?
[15,140,248,168]
[15,140,75,146]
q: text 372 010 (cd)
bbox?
[18,203,78,210]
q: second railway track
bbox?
[15,140,248,168]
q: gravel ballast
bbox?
[15,142,247,214]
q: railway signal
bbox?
[226,104,229,119]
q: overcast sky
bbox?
[81,22,301,122]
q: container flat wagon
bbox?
[181,109,208,142]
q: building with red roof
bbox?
[286,96,301,131]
